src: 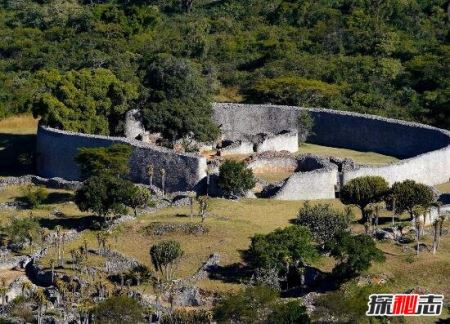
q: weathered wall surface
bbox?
[247,157,298,173]
[274,168,338,200]
[37,103,450,199]
[36,126,207,192]
[213,103,450,158]
[343,146,450,186]
[213,103,450,190]
[124,109,146,139]
[213,103,299,141]
[256,130,298,153]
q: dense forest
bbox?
[0,0,449,132]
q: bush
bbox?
[266,301,311,324]
[246,226,317,284]
[161,309,212,324]
[149,240,184,280]
[93,295,144,324]
[213,285,278,323]
[388,180,435,219]
[218,160,256,197]
[3,216,42,252]
[22,185,48,208]
[326,232,385,281]
[340,176,389,224]
[296,202,352,245]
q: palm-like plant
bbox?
[33,288,47,324]
[160,168,166,194]
[147,163,154,187]
[0,278,7,307]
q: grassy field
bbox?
[0,183,448,322]
[298,143,399,165]
[0,114,38,176]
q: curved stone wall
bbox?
[36,126,207,193]
[213,103,450,197]
[36,103,450,199]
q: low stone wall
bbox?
[274,167,338,200]
[0,175,81,190]
[213,103,450,199]
[36,104,450,199]
[218,140,254,156]
[36,126,207,193]
[247,156,298,173]
[343,146,450,186]
[256,130,298,153]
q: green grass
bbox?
[0,114,38,176]
[298,143,399,165]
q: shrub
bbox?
[388,180,435,219]
[93,295,144,324]
[213,285,278,323]
[340,176,389,224]
[296,202,352,245]
[267,301,311,324]
[22,185,48,208]
[246,226,317,279]
[3,216,41,251]
[218,160,256,197]
[326,232,385,281]
[149,240,184,280]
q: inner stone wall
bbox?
[213,103,450,158]
[213,103,450,193]
[36,126,207,193]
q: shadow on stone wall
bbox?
[0,133,36,176]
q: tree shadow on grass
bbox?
[0,133,36,176]
[43,192,74,204]
[38,215,104,231]
[207,262,253,284]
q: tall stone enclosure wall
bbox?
[36,126,207,192]
[213,103,450,188]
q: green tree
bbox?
[21,185,48,209]
[266,301,311,324]
[326,232,385,281]
[3,216,42,252]
[75,144,132,179]
[388,180,435,220]
[31,68,138,136]
[250,76,341,107]
[218,160,256,197]
[150,240,184,281]
[340,176,389,224]
[296,202,352,246]
[213,285,278,323]
[93,295,144,324]
[127,186,152,217]
[141,54,219,142]
[75,173,135,221]
[246,226,317,279]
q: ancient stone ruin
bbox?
[36,103,450,200]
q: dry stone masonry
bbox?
[36,103,450,199]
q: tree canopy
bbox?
[141,54,219,142]
[340,176,389,224]
[75,143,132,179]
[31,68,138,135]
[296,202,352,245]
[218,160,256,197]
[0,0,448,132]
[93,295,144,324]
[389,180,435,219]
[246,226,317,273]
[326,231,386,281]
